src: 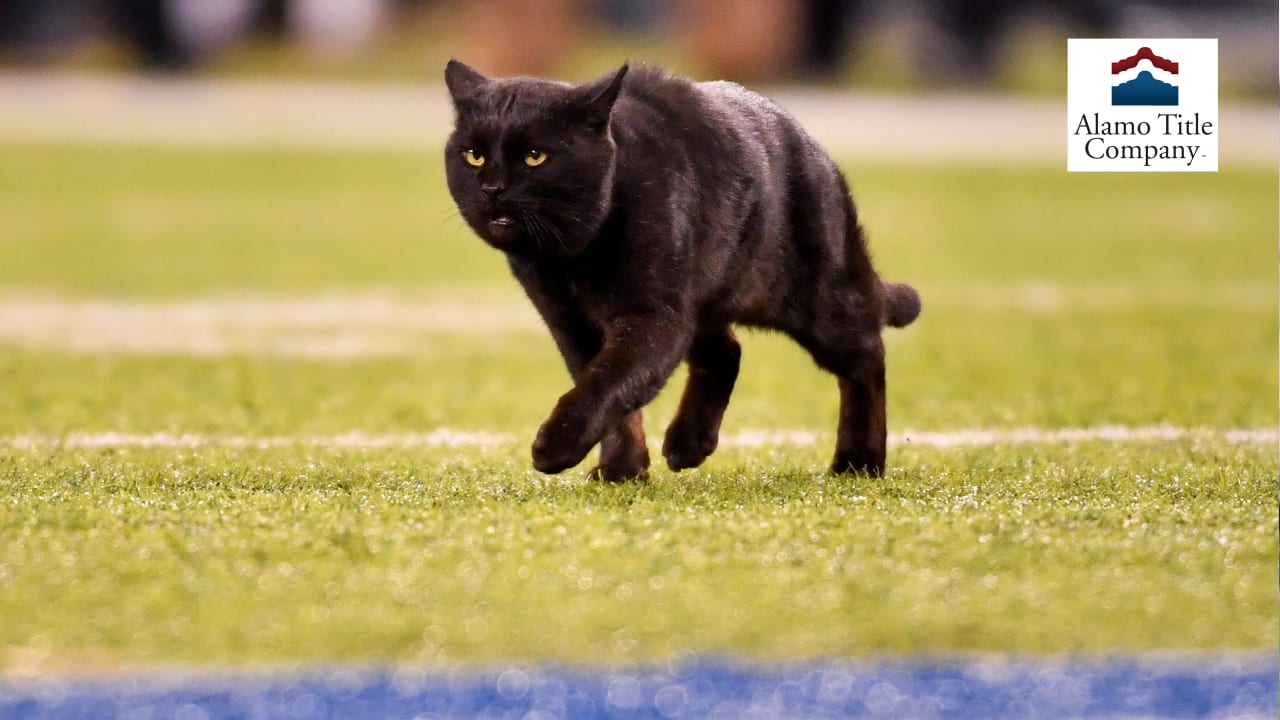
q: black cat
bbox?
[443,61,919,481]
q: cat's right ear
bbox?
[445,60,489,106]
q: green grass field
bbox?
[0,142,1275,672]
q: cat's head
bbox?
[443,60,629,257]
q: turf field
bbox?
[0,142,1275,675]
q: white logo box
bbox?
[1067,39,1218,172]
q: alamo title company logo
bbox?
[1068,39,1218,172]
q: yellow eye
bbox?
[463,149,485,167]
[524,150,547,167]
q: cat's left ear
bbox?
[575,64,629,129]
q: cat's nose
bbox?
[480,181,505,200]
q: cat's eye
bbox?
[463,149,485,167]
[524,150,548,167]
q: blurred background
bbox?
[0,0,1274,94]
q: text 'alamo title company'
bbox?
[1067,39,1218,172]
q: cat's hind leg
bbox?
[832,349,886,476]
[795,301,887,477]
[662,327,741,471]
[591,410,650,482]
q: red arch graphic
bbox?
[1112,47,1178,74]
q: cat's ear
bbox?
[445,59,489,105]
[575,64,629,129]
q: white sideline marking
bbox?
[3,426,1274,451]
[3,429,513,451]
[0,294,543,357]
[727,426,1279,448]
[0,284,1271,357]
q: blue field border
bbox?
[1,654,1275,719]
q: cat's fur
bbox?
[443,61,920,481]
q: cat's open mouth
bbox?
[488,215,516,232]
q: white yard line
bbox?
[0,293,543,357]
[3,425,1274,451]
[0,284,1271,357]
[0,73,1274,165]
[2,429,514,451]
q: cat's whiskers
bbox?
[528,199,587,254]
[516,210,549,255]
[539,213,570,255]
[519,210,547,253]
[438,208,464,228]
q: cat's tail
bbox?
[836,174,920,330]
[880,280,921,328]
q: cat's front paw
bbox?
[662,409,721,471]
[531,403,600,474]
[662,423,718,472]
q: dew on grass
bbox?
[173,704,209,720]
[653,684,689,718]
[464,617,489,640]
[604,674,642,710]
[496,669,529,700]
[392,666,427,697]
